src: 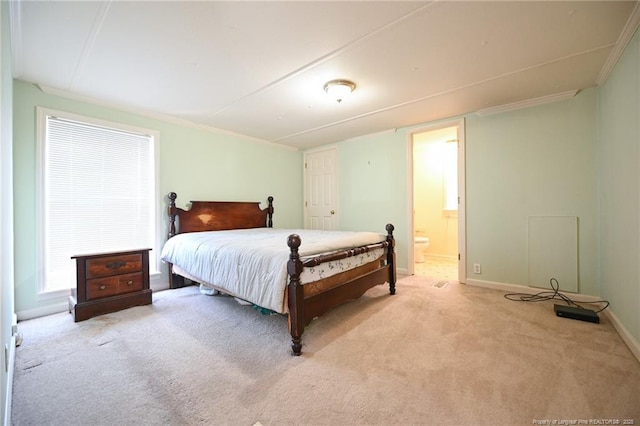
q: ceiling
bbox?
[9,1,640,150]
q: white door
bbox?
[304,147,338,230]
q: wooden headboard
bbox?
[167,192,274,238]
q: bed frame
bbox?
[166,192,396,355]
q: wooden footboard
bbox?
[287,224,396,356]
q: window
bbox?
[37,108,159,294]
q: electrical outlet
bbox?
[473,263,482,274]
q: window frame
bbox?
[36,107,161,297]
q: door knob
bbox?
[330,210,335,215]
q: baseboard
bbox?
[16,302,68,321]
[465,278,602,300]
[18,274,168,321]
[150,273,169,292]
[603,309,640,364]
[466,278,640,364]
[3,333,16,426]
[465,278,549,295]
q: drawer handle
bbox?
[106,260,127,270]
[126,280,133,286]
[99,285,106,290]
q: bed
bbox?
[161,192,397,355]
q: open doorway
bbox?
[409,119,466,282]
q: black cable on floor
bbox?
[503,278,610,313]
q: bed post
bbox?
[267,196,274,228]
[167,192,186,289]
[287,234,304,356]
[386,223,397,295]
[168,192,178,238]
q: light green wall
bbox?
[13,80,303,316]
[338,131,409,266]
[466,90,598,294]
[335,89,599,296]
[598,28,640,342]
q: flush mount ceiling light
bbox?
[324,79,356,103]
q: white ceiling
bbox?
[9,1,640,150]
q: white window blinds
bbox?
[41,112,157,293]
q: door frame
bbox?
[408,118,466,283]
[303,145,338,229]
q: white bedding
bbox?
[160,228,386,313]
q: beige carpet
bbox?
[11,275,640,425]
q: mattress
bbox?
[160,227,386,313]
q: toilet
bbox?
[414,236,430,263]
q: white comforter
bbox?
[160,228,386,313]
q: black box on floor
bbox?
[554,304,599,323]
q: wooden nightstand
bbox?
[69,248,152,322]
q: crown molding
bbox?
[596,1,640,86]
[475,89,579,116]
[34,83,298,151]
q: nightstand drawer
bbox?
[86,272,143,300]
[86,254,142,279]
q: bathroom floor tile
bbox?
[414,256,458,280]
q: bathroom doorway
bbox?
[409,119,466,282]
